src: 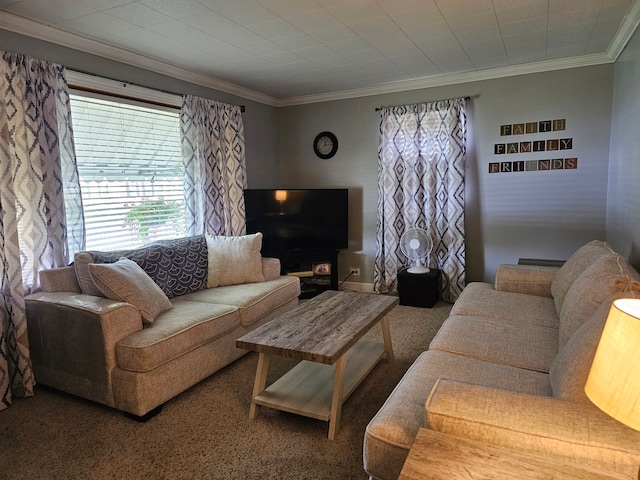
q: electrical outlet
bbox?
[350,267,360,276]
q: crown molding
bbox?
[608,0,640,61]
[2,4,639,109]
[0,12,279,107]
[275,53,615,107]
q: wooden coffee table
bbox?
[236,290,398,440]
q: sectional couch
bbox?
[25,233,300,419]
[364,240,640,480]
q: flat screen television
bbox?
[244,188,348,253]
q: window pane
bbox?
[70,94,186,250]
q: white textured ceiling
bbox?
[1,0,639,105]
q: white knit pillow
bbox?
[206,233,265,287]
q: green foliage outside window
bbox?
[123,198,182,241]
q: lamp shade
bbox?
[585,298,640,431]
[275,190,287,202]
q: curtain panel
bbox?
[374,98,467,302]
[0,51,84,410]
[181,95,247,236]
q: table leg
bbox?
[380,316,394,363]
[328,353,348,440]
[249,352,270,419]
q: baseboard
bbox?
[339,281,374,292]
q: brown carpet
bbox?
[0,302,451,480]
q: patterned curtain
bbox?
[0,51,84,410]
[374,98,467,303]
[181,95,247,236]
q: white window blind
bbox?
[70,93,187,251]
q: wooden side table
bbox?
[399,429,628,480]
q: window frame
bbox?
[68,71,187,251]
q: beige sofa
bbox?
[364,240,640,479]
[25,234,300,419]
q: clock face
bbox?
[313,131,338,159]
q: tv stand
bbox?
[266,249,339,299]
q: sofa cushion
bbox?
[426,379,640,477]
[558,253,640,348]
[75,252,108,296]
[88,258,173,325]
[450,282,559,328]
[115,301,239,372]
[551,290,640,403]
[206,232,266,287]
[152,235,208,297]
[429,315,558,373]
[180,276,300,327]
[363,350,550,480]
[550,240,612,315]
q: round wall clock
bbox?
[313,131,338,159]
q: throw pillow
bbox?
[153,235,208,297]
[88,258,173,325]
[75,244,168,297]
[206,232,266,287]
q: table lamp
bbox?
[275,190,287,214]
[585,298,640,478]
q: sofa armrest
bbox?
[25,292,143,405]
[426,379,640,477]
[262,257,281,281]
[39,265,81,293]
[494,264,558,297]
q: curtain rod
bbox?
[375,96,470,112]
[67,71,245,113]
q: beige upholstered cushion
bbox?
[74,252,104,296]
[551,290,640,402]
[426,380,640,478]
[88,258,173,325]
[558,253,639,348]
[429,315,558,373]
[180,276,301,327]
[551,300,612,403]
[450,282,559,328]
[116,301,239,372]
[206,232,266,287]
[550,240,611,315]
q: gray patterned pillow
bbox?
[153,235,208,297]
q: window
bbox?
[69,90,187,250]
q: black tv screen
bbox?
[244,188,348,253]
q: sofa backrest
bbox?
[558,252,640,349]
[550,288,640,403]
[550,240,613,315]
[74,235,208,299]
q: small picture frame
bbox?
[312,261,331,276]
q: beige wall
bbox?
[606,26,640,269]
[277,65,614,286]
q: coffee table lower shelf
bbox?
[251,340,385,436]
